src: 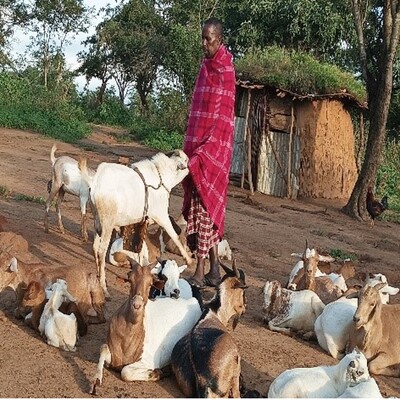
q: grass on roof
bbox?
[235,46,367,104]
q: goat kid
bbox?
[0,241,106,325]
[44,144,95,242]
[38,279,78,352]
[79,150,191,298]
[171,260,247,398]
[268,348,370,398]
[22,280,88,337]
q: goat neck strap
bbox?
[132,165,170,220]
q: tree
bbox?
[344,0,400,221]
[21,0,91,88]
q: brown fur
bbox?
[91,262,156,394]
[295,251,343,304]
[21,280,88,336]
[0,234,106,325]
[171,274,247,397]
[348,283,400,377]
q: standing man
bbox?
[182,17,236,288]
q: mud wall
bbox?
[296,100,358,199]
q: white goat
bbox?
[150,260,193,300]
[262,280,325,336]
[314,273,399,359]
[79,150,191,298]
[38,279,78,352]
[44,144,95,242]
[338,377,383,398]
[268,348,370,398]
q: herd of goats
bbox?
[0,144,400,398]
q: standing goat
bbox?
[44,144,95,242]
[38,279,78,352]
[171,260,247,398]
[79,150,191,298]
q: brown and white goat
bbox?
[90,259,202,394]
[44,144,95,242]
[0,237,106,325]
[347,282,400,377]
[292,247,344,304]
[171,260,248,398]
[22,280,88,337]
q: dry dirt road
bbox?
[0,126,399,398]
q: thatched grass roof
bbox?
[235,46,367,109]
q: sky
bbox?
[11,0,117,91]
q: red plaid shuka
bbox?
[182,44,236,238]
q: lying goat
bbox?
[347,282,400,377]
[90,258,202,394]
[262,280,325,337]
[314,273,399,359]
[0,237,106,325]
[268,348,370,398]
[38,279,78,352]
[22,280,88,337]
[79,150,191,298]
[44,144,95,242]
[171,260,247,398]
[149,260,192,300]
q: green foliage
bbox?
[329,248,358,262]
[0,72,90,142]
[129,117,183,152]
[236,46,366,103]
[376,139,400,215]
[78,88,133,127]
[13,193,46,204]
[0,185,10,197]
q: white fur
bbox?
[268,349,370,398]
[109,237,150,266]
[315,273,399,359]
[263,280,325,334]
[79,150,191,298]
[338,377,382,398]
[120,296,202,381]
[38,279,78,352]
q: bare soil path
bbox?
[0,126,399,398]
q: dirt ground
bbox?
[0,126,399,398]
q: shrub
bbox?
[0,72,90,143]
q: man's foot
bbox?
[186,276,206,289]
[204,273,221,288]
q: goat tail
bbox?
[50,144,57,165]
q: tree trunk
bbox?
[95,80,108,106]
[344,1,400,221]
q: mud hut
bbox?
[232,48,367,200]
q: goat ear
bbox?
[8,257,18,272]
[385,285,399,295]
[178,265,187,273]
[374,282,387,292]
[151,262,162,275]
[318,254,335,263]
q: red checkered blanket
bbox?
[182,44,236,237]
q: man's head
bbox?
[202,17,223,59]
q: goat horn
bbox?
[0,244,14,255]
[232,259,240,278]
[219,260,233,275]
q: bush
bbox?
[0,72,90,143]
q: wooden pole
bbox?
[287,104,294,198]
[241,90,252,190]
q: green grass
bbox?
[329,248,358,262]
[0,186,45,205]
[235,46,366,104]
